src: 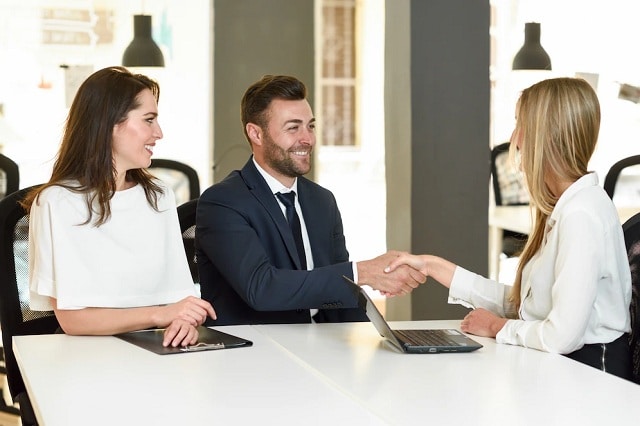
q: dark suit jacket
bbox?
[196,158,367,325]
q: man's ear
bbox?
[246,123,263,146]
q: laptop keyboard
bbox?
[394,329,461,347]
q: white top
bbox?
[28,182,197,311]
[450,173,632,353]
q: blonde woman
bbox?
[386,78,632,379]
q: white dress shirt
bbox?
[253,158,314,270]
[449,173,631,353]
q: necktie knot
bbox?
[276,191,296,209]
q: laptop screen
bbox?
[347,277,404,348]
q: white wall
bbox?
[491,0,640,181]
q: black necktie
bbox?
[276,191,307,270]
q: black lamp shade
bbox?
[122,15,165,67]
[512,22,551,71]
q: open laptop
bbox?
[345,277,482,354]
[116,326,253,355]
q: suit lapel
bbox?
[297,178,321,266]
[239,159,304,269]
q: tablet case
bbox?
[116,326,253,354]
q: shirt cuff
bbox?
[352,262,358,282]
[447,266,476,309]
[496,319,521,346]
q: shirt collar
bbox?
[252,157,299,195]
[549,172,599,223]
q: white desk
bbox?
[256,321,640,425]
[13,326,382,426]
[488,205,639,280]
[15,321,640,425]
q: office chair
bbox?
[0,185,59,425]
[603,155,640,204]
[490,142,529,257]
[149,159,200,206]
[177,198,199,285]
[623,212,640,384]
[0,153,19,199]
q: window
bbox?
[318,0,356,147]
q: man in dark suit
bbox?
[196,75,425,325]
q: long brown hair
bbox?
[21,66,163,226]
[510,77,600,308]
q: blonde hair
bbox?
[510,77,601,308]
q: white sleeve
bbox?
[28,195,56,311]
[448,266,516,318]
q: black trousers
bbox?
[564,333,632,381]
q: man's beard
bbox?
[263,133,312,178]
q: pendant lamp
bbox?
[512,22,551,71]
[122,15,165,67]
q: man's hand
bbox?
[356,251,426,296]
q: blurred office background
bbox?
[0,0,639,319]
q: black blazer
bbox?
[196,158,367,325]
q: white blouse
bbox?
[29,182,197,311]
[449,173,631,353]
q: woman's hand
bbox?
[155,296,217,328]
[460,308,507,338]
[163,319,199,347]
[384,253,457,289]
[384,252,429,276]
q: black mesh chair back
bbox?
[0,185,59,425]
[177,198,199,285]
[604,155,640,205]
[149,159,200,206]
[623,212,640,384]
[490,142,529,206]
[0,153,19,199]
[490,142,529,257]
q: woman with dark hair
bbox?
[25,66,215,347]
[386,78,632,379]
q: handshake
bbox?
[356,250,429,297]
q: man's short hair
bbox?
[241,75,307,142]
